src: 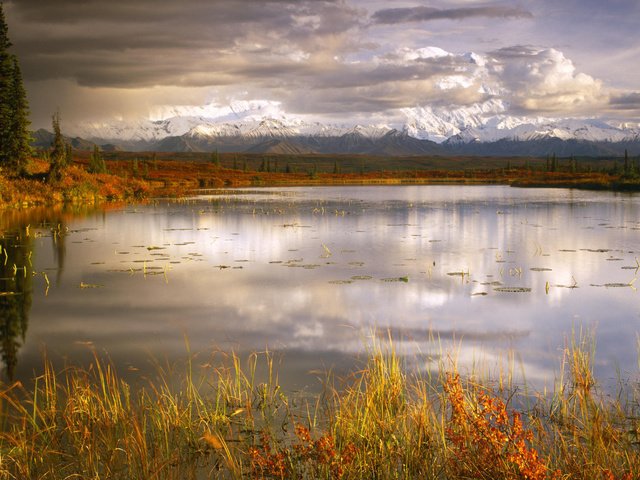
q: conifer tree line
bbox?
[0,3,31,176]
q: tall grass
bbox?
[0,332,637,479]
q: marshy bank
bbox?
[3,153,640,210]
[0,335,637,479]
[0,183,638,478]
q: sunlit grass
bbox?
[0,331,637,479]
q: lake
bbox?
[1,185,639,392]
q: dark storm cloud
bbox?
[609,92,640,110]
[371,5,532,24]
[6,0,363,87]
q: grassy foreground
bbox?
[0,336,637,479]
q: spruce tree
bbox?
[47,111,67,183]
[624,149,630,175]
[8,57,31,175]
[0,4,31,176]
[0,3,13,169]
[64,143,73,166]
[88,144,107,174]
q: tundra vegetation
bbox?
[0,334,637,478]
[2,150,640,210]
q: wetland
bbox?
[2,184,639,391]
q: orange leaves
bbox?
[249,431,289,479]
[444,372,550,480]
[249,425,356,479]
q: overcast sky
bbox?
[5,0,640,129]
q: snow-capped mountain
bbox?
[64,99,640,155]
[402,101,640,144]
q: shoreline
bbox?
[1,156,639,212]
[0,338,637,479]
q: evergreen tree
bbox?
[88,144,107,174]
[551,153,557,172]
[0,5,31,176]
[624,149,630,175]
[65,143,73,166]
[0,3,14,170]
[47,112,67,183]
[7,57,31,175]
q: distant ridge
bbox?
[31,127,640,157]
[32,128,96,151]
[31,99,640,157]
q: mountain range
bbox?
[33,100,640,157]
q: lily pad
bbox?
[447,271,466,277]
[381,276,409,283]
[494,287,531,293]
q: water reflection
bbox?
[0,232,33,380]
[0,205,104,380]
[2,187,640,391]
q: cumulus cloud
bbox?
[371,5,532,24]
[488,46,607,113]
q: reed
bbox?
[0,332,637,479]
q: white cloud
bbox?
[490,47,607,113]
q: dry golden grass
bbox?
[0,332,637,479]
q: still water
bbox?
[1,185,639,391]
